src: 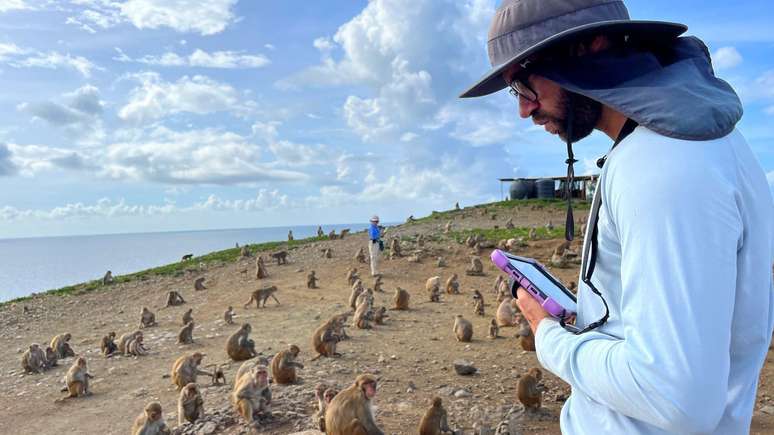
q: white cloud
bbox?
[767,171,774,195]
[194,190,289,212]
[16,85,105,144]
[430,103,517,146]
[264,43,275,51]
[0,42,26,60]
[9,50,100,77]
[120,0,239,35]
[0,143,17,175]
[117,48,270,69]
[712,46,742,70]
[6,143,91,175]
[0,0,31,13]
[0,198,176,221]
[118,72,249,124]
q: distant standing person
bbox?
[288,230,294,241]
[368,215,382,277]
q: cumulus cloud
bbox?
[0,42,26,60]
[429,103,517,146]
[115,48,270,69]
[0,198,177,221]
[6,143,92,175]
[0,0,31,13]
[712,46,742,70]
[0,43,100,77]
[17,85,105,144]
[194,190,289,212]
[118,72,250,124]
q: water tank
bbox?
[535,178,556,199]
[509,178,535,200]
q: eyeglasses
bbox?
[508,71,537,103]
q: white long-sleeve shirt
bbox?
[536,127,774,434]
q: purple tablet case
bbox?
[490,249,576,319]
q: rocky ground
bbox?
[0,202,772,435]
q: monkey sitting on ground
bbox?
[393,287,410,310]
[426,276,441,302]
[348,279,364,309]
[325,374,384,435]
[352,301,373,330]
[21,343,46,374]
[311,317,343,360]
[177,321,195,345]
[207,364,227,385]
[373,306,389,325]
[255,256,269,279]
[60,356,93,399]
[418,396,452,435]
[235,357,271,384]
[517,367,546,411]
[389,237,402,259]
[346,268,359,286]
[355,287,374,309]
[118,330,142,355]
[445,274,460,294]
[314,383,339,432]
[50,333,75,359]
[517,322,536,351]
[492,275,504,295]
[131,402,170,435]
[271,250,288,265]
[193,276,207,291]
[101,332,118,357]
[328,229,338,239]
[488,318,499,339]
[465,256,485,276]
[243,286,280,309]
[102,270,113,285]
[164,291,186,307]
[453,315,473,342]
[307,270,319,289]
[178,383,204,425]
[373,275,383,292]
[354,247,367,263]
[270,344,304,384]
[171,352,212,389]
[44,346,58,369]
[232,364,272,424]
[139,307,157,328]
[224,306,235,324]
[340,228,350,238]
[472,290,485,316]
[496,298,520,327]
[226,323,258,361]
[321,248,333,258]
[127,334,149,356]
[240,246,251,258]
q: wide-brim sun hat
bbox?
[459,0,687,98]
[370,215,380,223]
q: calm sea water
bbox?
[0,223,369,302]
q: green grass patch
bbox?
[410,198,589,224]
[0,234,331,307]
[448,225,567,243]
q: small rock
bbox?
[454,389,472,398]
[453,359,478,376]
[198,421,217,435]
[760,405,774,415]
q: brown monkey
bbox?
[311,317,342,360]
[436,256,447,267]
[101,332,117,356]
[182,253,194,261]
[529,227,537,240]
[208,364,227,385]
[453,315,473,342]
[235,357,271,385]
[255,256,269,279]
[243,286,280,309]
[328,229,338,239]
[271,250,287,265]
[517,367,545,411]
[373,275,383,292]
[517,323,535,352]
[418,396,452,435]
[127,334,148,356]
[240,246,251,258]
[492,275,504,295]
[177,321,195,345]
[325,374,384,435]
[224,306,235,324]
[193,276,207,291]
[340,228,351,238]
[488,318,499,339]
[389,237,401,259]
[44,346,58,369]
[231,364,272,424]
[349,279,364,309]
[307,270,319,289]
[465,257,485,276]
[164,291,186,307]
[171,352,212,389]
[62,356,93,398]
[352,301,373,330]
[226,323,257,361]
[322,248,333,258]
[346,267,359,286]
[131,402,170,435]
[373,306,389,325]
[21,343,46,373]
[181,308,193,326]
[50,333,75,359]
[314,384,339,432]
[270,344,304,384]
[102,270,113,285]
[472,290,485,316]
[354,247,367,263]
[496,298,519,327]
[445,274,460,294]
[426,276,441,302]
[139,307,157,328]
[178,383,204,425]
[393,287,410,310]
[118,330,142,355]
[355,287,374,309]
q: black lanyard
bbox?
[562,118,638,334]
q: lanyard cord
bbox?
[560,117,639,334]
[563,93,577,242]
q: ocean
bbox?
[0,223,370,303]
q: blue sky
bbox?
[0,0,771,239]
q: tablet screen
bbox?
[507,255,577,311]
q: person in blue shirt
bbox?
[367,215,381,277]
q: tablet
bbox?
[490,249,577,319]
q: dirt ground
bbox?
[0,205,772,435]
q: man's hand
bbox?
[515,287,550,335]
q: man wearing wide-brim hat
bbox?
[462,1,774,434]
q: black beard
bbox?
[556,90,602,143]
